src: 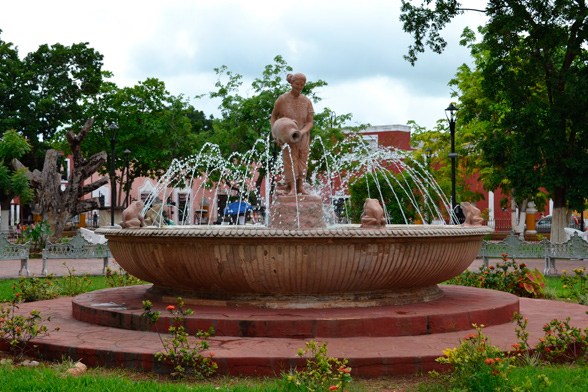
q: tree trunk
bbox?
[510,198,528,235]
[551,187,567,243]
[12,118,108,242]
[0,207,9,233]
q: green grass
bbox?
[508,364,588,391]
[0,270,585,391]
[0,275,116,302]
[415,365,588,392]
[0,363,284,391]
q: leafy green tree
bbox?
[400,1,588,241]
[447,27,546,232]
[0,32,24,135]
[0,130,33,232]
[77,78,208,206]
[409,118,485,210]
[15,41,105,169]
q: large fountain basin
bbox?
[99,225,492,308]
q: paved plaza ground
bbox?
[1,255,587,378]
[0,256,585,279]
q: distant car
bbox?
[535,215,581,233]
[536,215,552,233]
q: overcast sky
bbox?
[1,0,487,129]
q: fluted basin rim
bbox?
[97,224,493,238]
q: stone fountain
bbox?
[21,78,523,377]
[99,224,491,308]
[13,116,588,379]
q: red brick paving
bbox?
[2,257,588,377]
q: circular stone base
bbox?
[72,284,520,338]
[146,284,445,309]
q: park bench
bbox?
[0,233,31,276]
[545,232,588,275]
[478,231,588,276]
[479,232,550,268]
[41,231,111,276]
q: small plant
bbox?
[535,318,588,363]
[0,297,55,360]
[57,264,93,296]
[142,298,217,379]
[12,276,60,302]
[560,267,588,304]
[21,221,51,252]
[104,267,143,287]
[433,324,513,391]
[282,340,352,391]
[447,256,545,298]
[511,312,543,367]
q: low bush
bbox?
[447,255,546,298]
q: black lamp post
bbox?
[445,103,458,224]
[123,148,131,207]
[108,123,118,226]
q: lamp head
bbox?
[445,103,458,122]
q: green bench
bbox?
[0,234,31,276]
[41,231,111,276]
[478,232,587,275]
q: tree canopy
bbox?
[401,0,588,240]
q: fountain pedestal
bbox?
[269,194,326,229]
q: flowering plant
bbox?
[434,324,513,391]
[282,340,352,391]
[142,298,217,379]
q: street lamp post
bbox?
[445,103,458,224]
[108,123,118,226]
[123,149,131,207]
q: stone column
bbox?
[525,201,538,234]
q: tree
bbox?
[0,130,33,232]
[448,27,546,233]
[13,119,107,242]
[13,40,105,169]
[0,32,24,135]
[77,78,208,206]
[408,118,484,208]
[400,1,588,241]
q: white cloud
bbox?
[0,0,488,129]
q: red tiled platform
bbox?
[9,286,588,378]
[72,285,519,338]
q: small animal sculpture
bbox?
[360,198,386,228]
[143,201,164,226]
[120,200,145,228]
[271,117,301,145]
[461,201,484,227]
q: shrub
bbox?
[12,276,60,302]
[433,324,513,391]
[535,318,588,363]
[57,264,93,296]
[142,298,217,379]
[104,267,144,287]
[21,221,51,252]
[513,312,588,365]
[446,256,545,298]
[0,298,55,360]
[282,340,352,391]
[560,267,588,305]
